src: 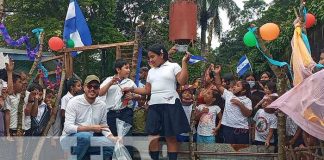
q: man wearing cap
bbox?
[61,75,118,159]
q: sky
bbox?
[208,0,273,49]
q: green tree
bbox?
[115,0,171,47]
[197,0,240,56]
[216,0,301,77]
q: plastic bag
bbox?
[112,118,132,160]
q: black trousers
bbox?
[106,107,133,136]
[106,107,134,158]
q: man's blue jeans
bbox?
[60,132,114,160]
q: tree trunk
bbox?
[0,0,4,20]
[200,0,208,70]
[200,0,207,54]
[207,18,214,53]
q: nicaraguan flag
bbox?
[188,55,207,64]
[236,55,251,77]
[63,0,92,49]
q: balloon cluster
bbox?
[243,23,280,47]
[243,13,316,47]
[48,37,75,51]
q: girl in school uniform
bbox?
[123,44,190,160]
[213,65,253,144]
[61,78,82,119]
[195,88,222,143]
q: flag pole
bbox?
[246,54,253,74]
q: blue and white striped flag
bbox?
[236,55,251,77]
[188,55,207,64]
[63,0,92,50]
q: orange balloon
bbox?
[260,23,280,41]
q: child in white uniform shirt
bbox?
[195,88,222,143]
[213,65,253,144]
[4,73,30,136]
[0,80,7,136]
[99,59,138,136]
[61,78,82,119]
[253,96,278,146]
[124,44,190,160]
[177,86,195,142]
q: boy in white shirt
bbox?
[99,59,138,136]
[4,73,31,136]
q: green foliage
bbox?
[115,0,171,47]
[216,0,324,78]
[308,0,324,22]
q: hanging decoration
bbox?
[245,27,293,78]
[37,62,62,90]
[0,23,43,60]
[290,25,317,86]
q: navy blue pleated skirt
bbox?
[145,99,191,137]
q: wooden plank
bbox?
[116,45,121,59]
[58,41,135,53]
[64,53,71,79]
[68,53,73,78]
[41,55,63,63]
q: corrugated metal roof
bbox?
[0,47,54,61]
[0,47,59,79]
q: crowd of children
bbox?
[0,44,322,160]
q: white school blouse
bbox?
[100,77,136,111]
[4,91,30,130]
[61,92,74,111]
[147,61,181,105]
[221,89,252,129]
